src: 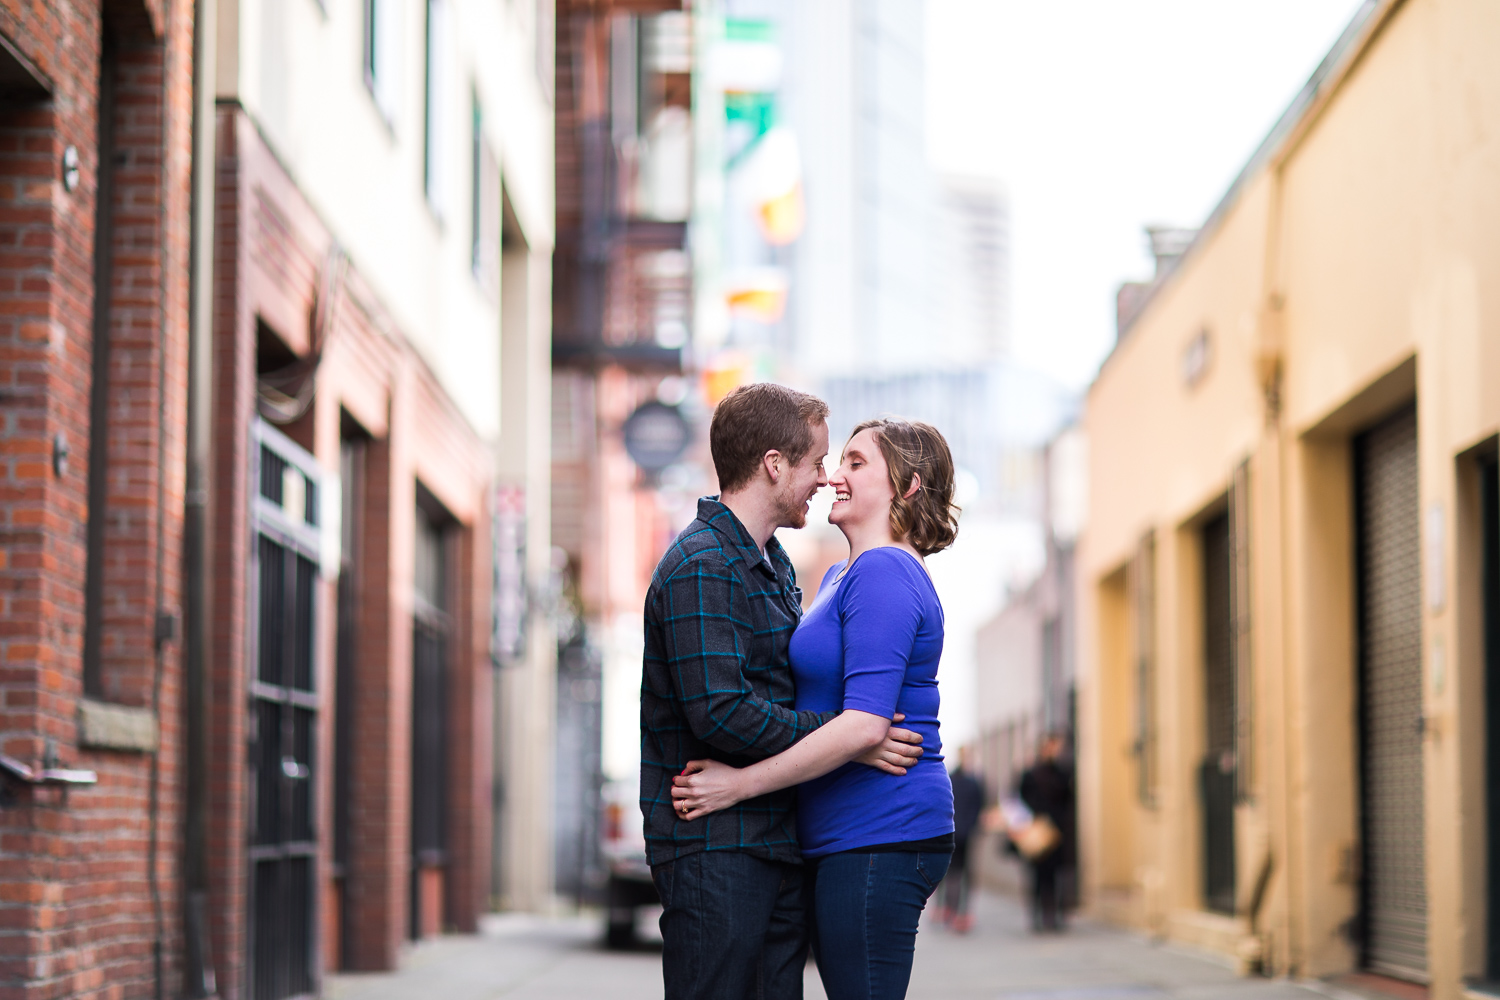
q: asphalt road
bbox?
[326,890,1354,1000]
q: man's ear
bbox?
[762,449,784,484]
[903,473,922,500]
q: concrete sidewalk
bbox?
[326,891,1351,1000]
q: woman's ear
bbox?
[903,473,922,500]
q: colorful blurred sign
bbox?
[702,351,751,407]
[723,266,789,322]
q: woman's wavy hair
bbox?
[849,417,960,557]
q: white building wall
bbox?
[220,0,554,438]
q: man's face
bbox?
[774,421,830,530]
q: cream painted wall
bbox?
[1079,0,1500,992]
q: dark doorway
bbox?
[1354,404,1427,983]
[411,495,452,939]
[248,422,321,1000]
[1480,452,1500,981]
[1200,510,1237,915]
[330,426,366,969]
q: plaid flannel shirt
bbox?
[640,497,836,866]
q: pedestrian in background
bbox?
[937,746,984,933]
[1017,733,1075,933]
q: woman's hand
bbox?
[671,760,750,822]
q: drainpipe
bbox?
[183,0,217,991]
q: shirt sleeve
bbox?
[837,551,924,718]
[655,552,833,759]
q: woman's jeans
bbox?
[807,849,952,1000]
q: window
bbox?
[83,31,119,699]
[364,0,402,124]
[424,0,449,214]
[471,92,500,297]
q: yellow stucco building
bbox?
[1078,0,1500,994]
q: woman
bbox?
[672,417,959,1000]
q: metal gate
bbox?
[1355,404,1427,982]
[1200,510,1236,915]
[249,421,322,1000]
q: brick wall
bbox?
[0,0,194,996]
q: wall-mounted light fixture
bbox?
[61,146,80,192]
[52,432,70,477]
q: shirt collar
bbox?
[697,496,786,577]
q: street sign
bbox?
[623,401,690,472]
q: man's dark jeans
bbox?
[653,850,809,1000]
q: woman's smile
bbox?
[827,428,894,528]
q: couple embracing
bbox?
[641,383,959,1000]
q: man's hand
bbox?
[854,712,923,775]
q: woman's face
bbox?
[829,428,896,532]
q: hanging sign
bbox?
[623,401,691,472]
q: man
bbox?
[1018,733,1076,933]
[641,383,924,1000]
[937,746,985,933]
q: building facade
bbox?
[0,0,557,995]
[0,2,197,996]
[550,0,699,901]
[203,0,555,992]
[1078,0,1500,994]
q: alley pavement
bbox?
[327,891,1361,1000]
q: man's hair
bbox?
[848,416,960,557]
[710,383,831,493]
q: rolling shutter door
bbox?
[1355,404,1427,983]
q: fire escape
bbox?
[554,0,692,371]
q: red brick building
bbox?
[0,0,196,996]
[0,0,553,991]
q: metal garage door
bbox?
[1354,404,1427,983]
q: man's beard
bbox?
[776,481,809,529]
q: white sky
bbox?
[926,0,1366,390]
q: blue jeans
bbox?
[652,850,809,1000]
[806,850,951,1000]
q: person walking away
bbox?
[641,384,924,1000]
[938,746,984,933]
[1017,733,1075,933]
[673,417,962,1000]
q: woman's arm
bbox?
[671,709,890,821]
